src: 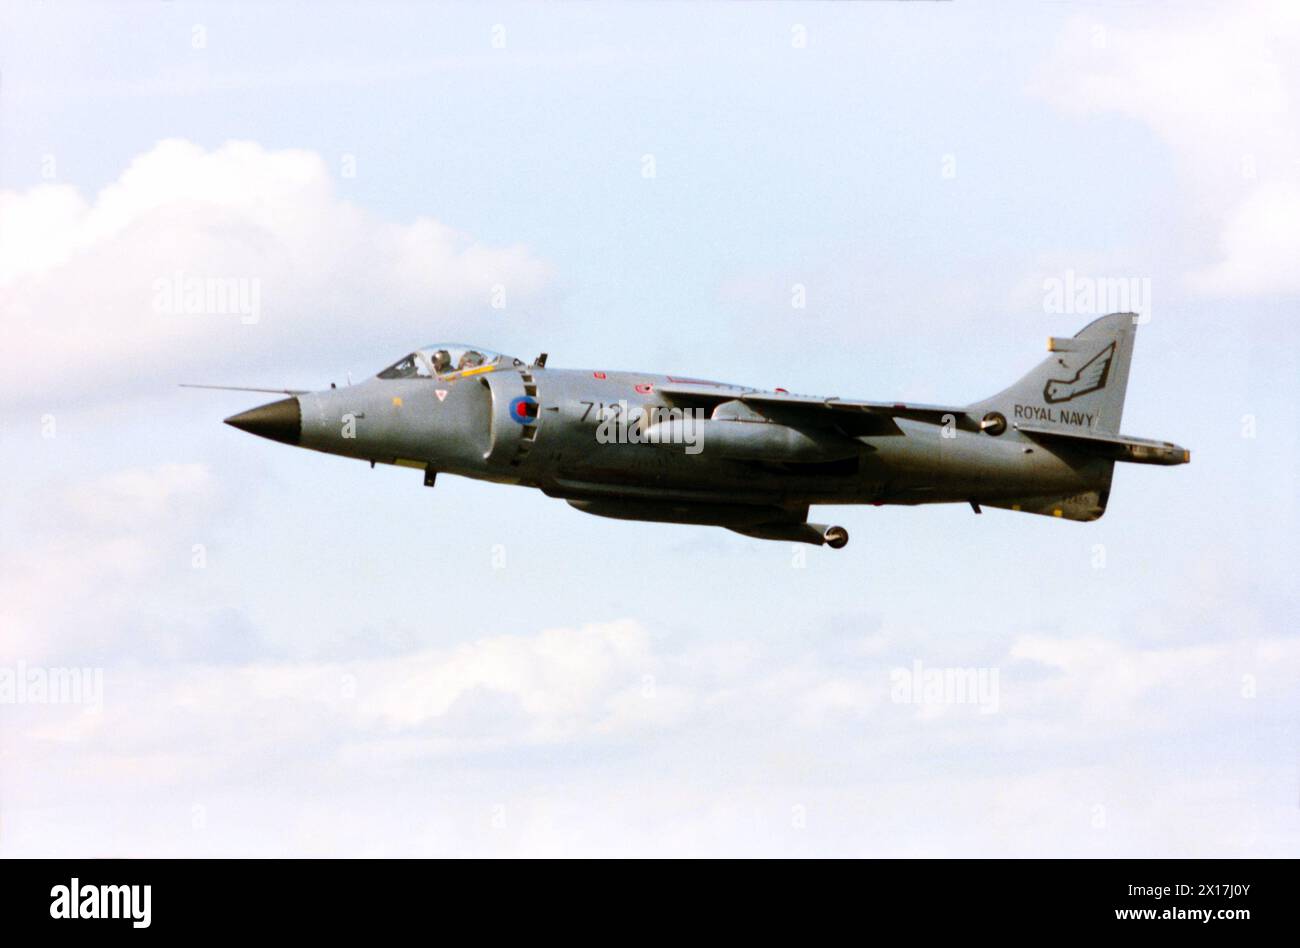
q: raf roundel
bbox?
[508,395,538,425]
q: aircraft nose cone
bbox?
[224,397,301,445]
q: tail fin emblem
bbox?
[1044,342,1115,404]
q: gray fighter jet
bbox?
[199,312,1188,548]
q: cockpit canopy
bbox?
[376,345,518,380]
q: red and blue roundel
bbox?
[509,395,538,425]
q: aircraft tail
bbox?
[968,312,1138,434]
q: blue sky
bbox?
[1,1,1297,856]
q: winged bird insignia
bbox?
[1043,342,1115,404]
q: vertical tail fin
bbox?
[969,313,1138,434]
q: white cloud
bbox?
[1,139,554,408]
[1190,179,1300,295]
[61,462,215,528]
[354,619,663,738]
[1008,635,1236,725]
[1034,2,1300,297]
[0,463,224,665]
[5,603,1297,855]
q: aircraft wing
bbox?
[658,383,969,428]
[740,391,966,425]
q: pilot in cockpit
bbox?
[457,350,485,371]
[431,349,452,375]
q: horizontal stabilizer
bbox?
[1016,424,1190,466]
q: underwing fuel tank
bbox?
[641,418,859,462]
[565,498,786,525]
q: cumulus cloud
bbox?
[1190,179,1300,295]
[4,614,1296,856]
[2,139,554,408]
[61,462,216,529]
[353,619,670,740]
[0,462,228,665]
[1033,1,1300,297]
